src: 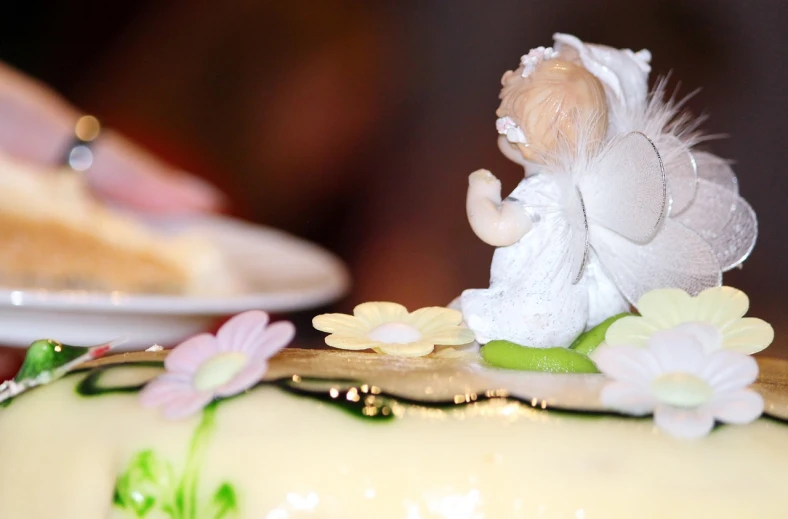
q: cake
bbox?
[0,33,784,518]
[0,333,786,518]
[0,152,229,295]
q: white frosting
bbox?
[0,350,786,518]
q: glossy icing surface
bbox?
[0,349,786,518]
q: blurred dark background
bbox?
[1,0,786,354]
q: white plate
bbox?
[0,215,350,349]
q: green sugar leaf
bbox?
[481,340,599,373]
[569,313,633,355]
[15,339,89,382]
[208,483,239,519]
[114,450,175,518]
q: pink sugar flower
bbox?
[140,311,295,420]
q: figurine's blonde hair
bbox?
[497,59,608,164]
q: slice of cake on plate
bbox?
[0,152,231,295]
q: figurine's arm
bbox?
[466,169,533,247]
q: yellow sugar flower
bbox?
[313,302,476,358]
[605,286,774,355]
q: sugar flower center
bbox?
[367,322,422,344]
[650,372,714,408]
[193,352,248,392]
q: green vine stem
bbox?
[176,402,218,519]
[113,399,237,519]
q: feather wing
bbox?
[657,134,698,215]
[579,132,667,244]
[675,151,757,270]
[591,220,721,306]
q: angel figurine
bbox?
[460,36,757,348]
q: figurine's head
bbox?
[496,57,608,164]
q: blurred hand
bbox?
[0,61,225,213]
[0,61,226,380]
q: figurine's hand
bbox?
[466,169,532,247]
[468,169,504,200]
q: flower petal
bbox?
[653,405,715,440]
[605,316,657,347]
[669,322,724,353]
[637,288,694,327]
[214,361,267,398]
[139,375,192,408]
[694,286,749,327]
[422,327,476,346]
[312,313,367,335]
[705,389,763,424]
[247,321,296,361]
[162,391,214,420]
[432,342,480,359]
[594,222,721,312]
[216,311,271,353]
[376,340,435,358]
[699,350,758,393]
[600,380,657,415]
[407,307,464,334]
[165,334,219,374]
[325,334,376,351]
[647,328,706,374]
[353,302,409,327]
[720,317,774,355]
[593,345,661,383]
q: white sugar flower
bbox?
[605,286,773,355]
[595,323,764,439]
[313,302,475,358]
[520,46,557,77]
[495,116,526,144]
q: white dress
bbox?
[460,173,628,348]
